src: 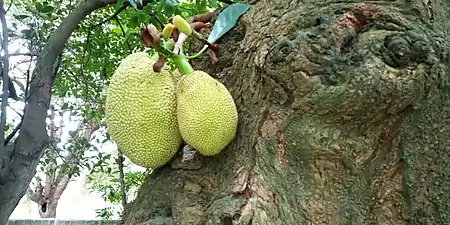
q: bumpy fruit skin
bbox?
[176,70,238,156]
[105,52,182,168]
[173,15,192,36]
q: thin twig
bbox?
[114,16,131,54]
[79,0,148,78]
[6,52,38,58]
[117,149,127,208]
[5,0,12,13]
[8,105,22,117]
[52,53,63,79]
[4,58,32,146]
[0,0,10,145]
[218,0,234,4]
[91,4,128,28]
[24,59,31,99]
[49,142,69,166]
[91,0,152,28]
[4,120,20,146]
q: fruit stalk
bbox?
[173,54,194,75]
[171,31,194,75]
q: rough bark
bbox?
[122,0,450,224]
[0,1,117,224]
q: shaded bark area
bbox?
[122,0,450,224]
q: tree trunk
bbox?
[37,199,58,218]
[122,1,450,224]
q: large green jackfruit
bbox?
[105,52,182,168]
[176,70,238,156]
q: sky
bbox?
[2,6,146,220]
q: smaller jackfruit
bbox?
[176,70,238,156]
[173,15,192,36]
[162,23,175,38]
[105,52,182,169]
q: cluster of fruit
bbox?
[104,15,238,169]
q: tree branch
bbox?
[92,3,128,28]
[3,60,32,146]
[52,53,63,79]
[26,188,39,202]
[53,173,70,201]
[0,0,9,145]
[102,0,118,4]
[5,0,12,13]
[28,177,44,204]
[52,117,99,202]
[6,52,39,58]
[4,120,21,146]
[43,163,56,199]
[91,0,152,28]
[52,152,77,200]
[114,16,131,54]
[218,0,234,4]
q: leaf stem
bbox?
[186,45,208,59]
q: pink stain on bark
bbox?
[332,3,379,50]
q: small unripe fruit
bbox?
[164,39,175,50]
[173,15,192,36]
[162,23,175,38]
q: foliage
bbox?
[85,160,149,220]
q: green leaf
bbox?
[41,6,54,13]
[149,16,162,30]
[162,0,176,16]
[14,14,29,20]
[196,0,208,13]
[127,0,138,10]
[208,0,219,8]
[20,29,33,38]
[35,2,43,12]
[115,0,127,10]
[155,11,168,25]
[61,102,69,109]
[207,3,251,43]
[129,14,139,28]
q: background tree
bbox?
[26,103,100,218]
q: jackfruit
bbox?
[162,23,175,38]
[105,52,182,168]
[173,15,192,36]
[176,70,238,156]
